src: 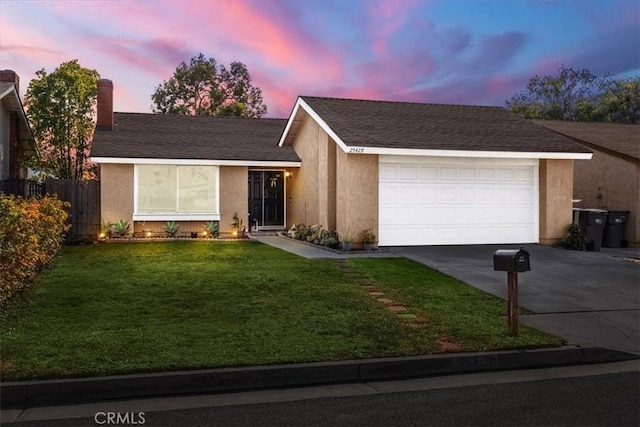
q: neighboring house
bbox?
[91,79,300,237]
[0,70,37,188]
[93,80,592,245]
[533,120,639,247]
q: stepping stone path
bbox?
[336,259,417,320]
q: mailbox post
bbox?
[493,247,531,336]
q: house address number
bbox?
[348,147,365,153]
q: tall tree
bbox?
[151,53,267,118]
[593,76,640,124]
[25,60,99,179]
[506,66,601,121]
[507,66,640,124]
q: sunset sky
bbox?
[1,0,638,118]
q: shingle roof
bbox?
[91,113,300,162]
[295,96,591,154]
[532,120,640,161]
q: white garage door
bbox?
[379,156,539,246]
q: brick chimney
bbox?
[0,70,19,92]
[96,79,114,131]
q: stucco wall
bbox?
[100,164,247,238]
[573,151,639,246]
[539,159,573,245]
[219,166,248,236]
[288,115,323,226]
[100,163,134,224]
[336,148,379,246]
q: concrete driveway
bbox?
[387,245,640,354]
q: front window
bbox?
[135,165,219,220]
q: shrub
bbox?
[560,223,587,251]
[164,221,179,237]
[205,221,219,238]
[0,195,69,304]
[113,219,131,237]
[362,229,376,244]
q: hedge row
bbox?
[0,195,69,304]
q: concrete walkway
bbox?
[249,235,400,259]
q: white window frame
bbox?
[133,164,221,221]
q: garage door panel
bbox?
[398,185,418,201]
[440,167,457,180]
[459,168,476,180]
[379,157,538,246]
[438,187,457,201]
[379,183,398,201]
[458,186,476,201]
[514,168,533,182]
[478,168,495,180]
[420,167,438,180]
[513,186,534,201]
[399,166,418,180]
[418,185,438,199]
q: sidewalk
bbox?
[1,346,637,409]
[4,359,638,424]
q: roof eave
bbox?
[278,97,350,152]
[90,157,302,167]
[335,146,593,159]
[1,86,39,159]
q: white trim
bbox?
[354,146,592,159]
[379,155,539,166]
[92,157,301,167]
[278,97,351,153]
[133,214,221,221]
[277,101,302,147]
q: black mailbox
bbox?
[493,247,531,272]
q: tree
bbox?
[151,53,267,118]
[506,66,601,121]
[506,66,640,124]
[593,76,640,124]
[25,60,99,179]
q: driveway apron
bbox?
[387,245,640,354]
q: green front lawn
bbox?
[0,242,561,381]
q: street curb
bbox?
[1,346,637,408]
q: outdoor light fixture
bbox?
[285,171,292,178]
[232,230,238,237]
[202,231,208,237]
[145,231,152,238]
[98,232,106,240]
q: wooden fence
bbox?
[44,179,101,242]
[0,179,45,198]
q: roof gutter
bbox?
[90,157,301,167]
[336,146,593,160]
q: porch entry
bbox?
[248,170,285,230]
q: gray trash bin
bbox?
[602,211,629,248]
[573,208,608,251]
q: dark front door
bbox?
[248,171,284,229]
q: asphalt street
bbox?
[4,363,638,427]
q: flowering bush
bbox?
[0,195,70,304]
